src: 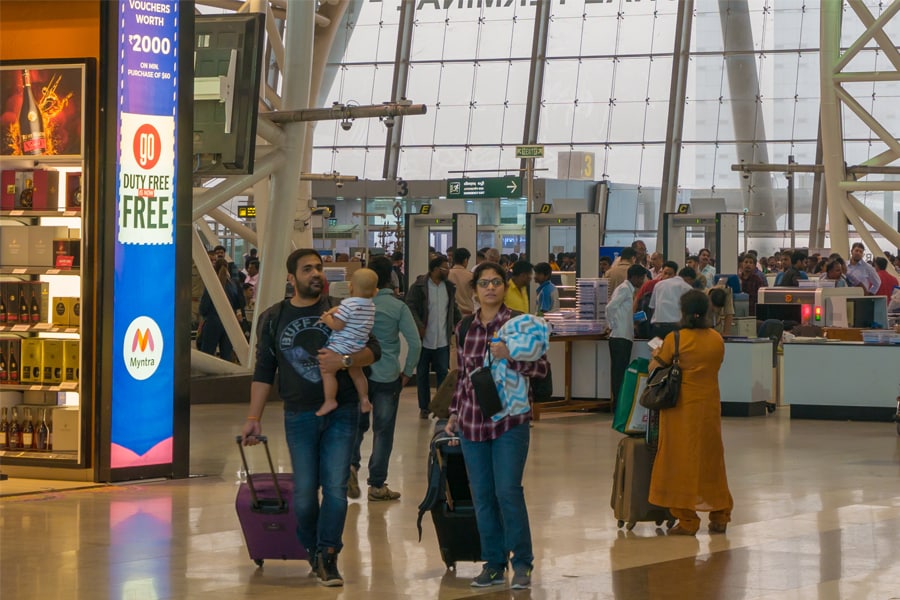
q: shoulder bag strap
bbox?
[673,330,680,365]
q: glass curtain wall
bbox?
[313,0,900,259]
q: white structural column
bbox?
[719,0,776,232]
[251,0,316,365]
[292,0,349,250]
[819,0,900,260]
[657,0,693,246]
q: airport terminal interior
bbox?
[2,0,900,599]
[2,397,900,599]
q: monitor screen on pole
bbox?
[193,14,265,174]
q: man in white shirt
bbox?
[649,266,696,339]
[606,265,648,407]
[698,248,716,290]
[846,242,880,295]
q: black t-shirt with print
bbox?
[253,296,380,413]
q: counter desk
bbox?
[539,334,773,420]
[783,341,899,421]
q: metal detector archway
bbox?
[663,212,740,276]
[404,212,477,293]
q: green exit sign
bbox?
[515,145,544,158]
[447,176,521,199]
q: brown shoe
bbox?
[347,466,360,499]
[668,524,698,536]
[708,522,728,534]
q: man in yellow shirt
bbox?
[505,260,533,313]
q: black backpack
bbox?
[457,313,553,403]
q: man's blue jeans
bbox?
[351,377,401,488]
[417,345,450,411]
[459,422,533,571]
[284,401,359,554]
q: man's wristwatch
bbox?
[341,354,353,369]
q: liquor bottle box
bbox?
[4,338,21,383]
[16,282,31,323]
[13,170,60,211]
[20,338,42,383]
[0,225,29,266]
[30,281,50,324]
[1,170,16,210]
[23,390,59,406]
[1,282,18,323]
[65,172,82,211]
[28,226,66,267]
[53,238,81,269]
[41,339,63,384]
[51,406,79,452]
[52,297,79,327]
[63,339,79,382]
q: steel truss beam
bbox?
[820,0,900,261]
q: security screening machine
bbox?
[756,286,884,327]
[404,212,477,294]
[662,212,740,275]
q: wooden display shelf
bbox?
[0,323,79,334]
[0,382,78,392]
[0,210,81,218]
[533,333,610,421]
[0,266,80,276]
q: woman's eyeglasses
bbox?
[476,278,504,288]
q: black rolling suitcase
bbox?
[416,430,481,570]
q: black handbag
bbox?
[639,330,682,410]
[470,354,503,419]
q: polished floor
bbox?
[2,390,900,600]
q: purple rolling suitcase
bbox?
[235,435,308,566]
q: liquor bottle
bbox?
[9,349,19,382]
[0,347,7,381]
[0,407,8,449]
[18,70,46,156]
[0,294,6,323]
[8,407,21,449]
[36,408,49,451]
[47,410,52,451]
[30,291,40,323]
[22,407,34,449]
[18,289,29,324]
[19,179,34,209]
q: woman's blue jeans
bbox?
[284,402,359,554]
[459,422,533,571]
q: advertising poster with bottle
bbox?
[111,0,179,469]
[0,65,85,156]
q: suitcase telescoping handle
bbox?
[235,435,287,512]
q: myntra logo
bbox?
[123,316,164,380]
[133,328,155,352]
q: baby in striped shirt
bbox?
[317,268,378,416]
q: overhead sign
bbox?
[112,0,179,469]
[446,176,521,199]
[539,203,552,214]
[419,204,431,214]
[516,145,544,159]
[237,205,256,219]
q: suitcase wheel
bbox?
[626,521,636,531]
[444,561,456,571]
[617,520,625,529]
[654,519,663,526]
[666,519,676,529]
[254,559,264,567]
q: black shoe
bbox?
[315,548,343,587]
[419,409,430,420]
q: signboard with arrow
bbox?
[446,176,521,199]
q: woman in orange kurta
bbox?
[648,290,733,536]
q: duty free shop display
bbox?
[1,169,82,211]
